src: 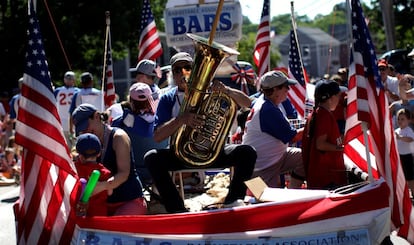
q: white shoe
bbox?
[223,199,246,208]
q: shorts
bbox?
[107,197,147,216]
[400,154,414,181]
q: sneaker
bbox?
[222,199,246,208]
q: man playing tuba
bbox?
[144,52,257,213]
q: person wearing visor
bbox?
[242,70,305,188]
[112,82,163,185]
[301,79,348,189]
[129,59,161,108]
[72,103,147,215]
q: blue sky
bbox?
[239,0,371,23]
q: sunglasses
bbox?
[172,65,192,74]
[379,67,387,71]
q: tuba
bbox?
[171,33,239,168]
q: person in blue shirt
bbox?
[242,71,305,188]
[112,82,167,185]
[144,52,256,213]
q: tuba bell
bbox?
[170,33,239,168]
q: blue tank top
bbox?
[101,128,143,203]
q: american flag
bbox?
[138,0,163,61]
[288,30,308,118]
[15,1,80,244]
[344,0,414,243]
[103,22,116,108]
[253,0,270,78]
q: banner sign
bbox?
[73,228,370,244]
[164,2,242,47]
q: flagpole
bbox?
[361,122,374,182]
[290,1,306,82]
[208,0,224,45]
[267,0,271,72]
[101,11,111,112]
[347,1,373,183]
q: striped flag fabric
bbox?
[103,24,116,108]
[15,1,80,244]
[287,30,308,118]
[344,0,414,243]
[253,0,270,78]
[138,0,163,61]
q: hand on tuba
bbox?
[180,112,205,129]
[210,80,228,94]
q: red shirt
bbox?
[75,159,112,216]
[302,107,347,189]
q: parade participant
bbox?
[0,147,17,179]
[112,82,165,185]
[301,79,348,189]
[242,71,305,188]
[69,72,103,136]
[72,103,147,215]
[74,133,112,216]
[129,59,161,107]
[394,108,414,196]
[144,52,256,213]
[378,59,400,103]
[9,77,23,121]
[54,71,80,149]
[330,74,347,136]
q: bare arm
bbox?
[211,80,251,107]
[153,112,204,142]
[316,134,344,152]
[291,127,304,143]
[94,129,131,195]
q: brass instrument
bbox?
[171,33,239,167]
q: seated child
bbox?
[75,133,112,216]
[0,147,17,179]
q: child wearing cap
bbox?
[75,133,112,216]
[302,79,348,189]
[111,82,162,185]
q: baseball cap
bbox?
[72,103,97,136]
[64,71,75,79]
[75,133,101,158]
[170,52,193,66]
[129,82,153,101]
[260,70,297,89]
[80,72,93,83]
[378,59,388,67]
[129,59,157,76]
[314,79,347,102]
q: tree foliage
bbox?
[1,0,413,94]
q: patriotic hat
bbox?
[76,133,101,158]
[72,103,97,136]
[130,59,157,77]
[129,82,156,113]
[260,70,297,89]
[314,80,347,102]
